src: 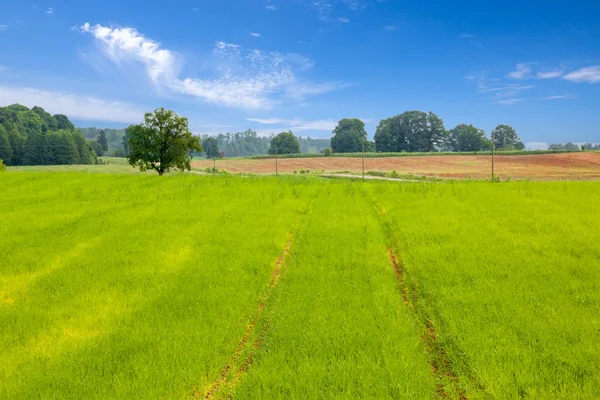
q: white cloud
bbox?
[80,23,179,83]
[507,63,531,80]
[477,87,502,93]
[192,8,199,11]
[0,66,6,72]
[563,66,600,83]
[496,98,524,105]
[541,94,577,100]
[383,25,397,30]
[0,86,144,123]
[537,71,562,79]
[80,24,349,109]
[249,32,261,37]
[45,7,53,14]
[265,5,278,10]
[247,117,337,131]
[0,25,8,31]
[460,33,474,38]
[338,17,350,23]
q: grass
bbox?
[1,171,599,399]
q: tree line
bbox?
[0,104,98,166]
[549,142,600,151]
[329,112,525,154]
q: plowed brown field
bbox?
[192,152,600,180]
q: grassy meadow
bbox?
[1,171,599,399]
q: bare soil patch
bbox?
[192,152,600,181]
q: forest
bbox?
[0,104,97,166]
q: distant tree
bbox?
[269,131,300,154]
[202,137,220,159]
[98,130,109,151]
[491,124,521,150]
[47,130,78,165]
[54,114,75,131]
[515,141,525,150]
[72,131,98,164]
[22,131,49,165]
[32,106,59,132]
[122,128,131,156]
[564,142,580,151]
[0,159,5,172]
[331,118,367,153]
[90,141,105,157]
[127,108,202,175]
[374,111,446,152]
[0,125,13,165]
[324,147,332,156]
[445,124,490,152]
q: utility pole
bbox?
[362,135,365,181]
[491,129,495,181]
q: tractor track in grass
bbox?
[198,237,293,399]
[364,189,471,399]
[197,193,318,400]
[387,248,466,399]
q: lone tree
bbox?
[331,118,367,153]
[98,129,108,152]
[269,131,300,154]
[202,137,220,159]
[491,124,522,150]
[445,124,491,152]
[127,108,202,175]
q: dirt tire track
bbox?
[363,187,473,399]
[388,248,467,399]
[198,238,293,399]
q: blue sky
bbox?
[1,0,599,147]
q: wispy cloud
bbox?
[383,25,397,30]
[0,25,8,31]
[537,70,563,79]
[192,8,199,11]
[249,32,261,37]
[79,23,350,109]
[265,5,278,11]
[563,66,600,83]
[301,0,373,22]
[0,66,6,72]
[496,98,525,105]
[45,7,53,14]
[541,94,578,100]
[459,33,474,38]
[247,117,337,131]
[507,63,531,80]
[0,86,144,123]
[79,23,180,83]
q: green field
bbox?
[1,172,599,399]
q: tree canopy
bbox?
[491,124,523,150]
[127,108,202,175]
[374,111,446,153]
[445,124,491,152]
[0,104,97,166]
[98,130,109,151]
[202,137,220,159]
[269,131,300,155]
[331,118,367,153]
